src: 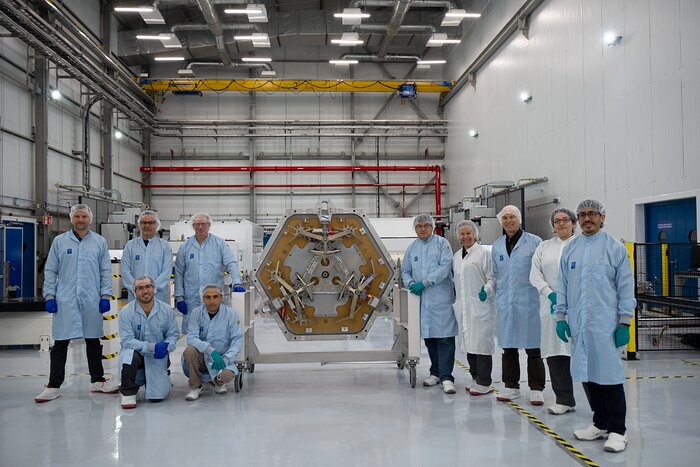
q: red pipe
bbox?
[435,165,441,217]
[140,165,439,173]
[142,183,447,189]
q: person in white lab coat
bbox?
[529,208,577,414]
[452,220,496,396]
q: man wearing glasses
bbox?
[118,276,179,409]
[175,212,245,334]
[121,210,173,303]
[555,199,636,453]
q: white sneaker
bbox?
[530,390,544,406]
[121,395,137,409]
[186,386,203,401]
[574,424,609,441]
[90,376,119,394]
[469,384,494,396]
[604,432,628,452]
[214,383,227,394]
[35,386,60,403]
[442,380,456,394]
[496,388,521,401]
[548,403,575,415]
[423,375,440,387]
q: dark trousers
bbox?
[467,353,493,386]
[424,337,455,382]
[582,382,626,435]
[119,351,145,396]
[502,347,545,390]
[49,338,104,388]
[547,356,575,406]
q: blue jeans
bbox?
[424,337,455,382]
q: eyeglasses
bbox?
[140,221,156,226]
[553,218,572,225]
[193,223,209,228]
[577,211,600,220]
[135,284,154,291]
[415,224,433,229]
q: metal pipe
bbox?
[185,61,272,71]
[140,165,440,173]
[153,118,448,126]
[435,165,441,216]
[351,0,456,9]
[378,0,412,58]
[171,23,262,33]
[339,53,421,63]
[352,24,436,33]
[194,0,232,66]
[82,95,101,190]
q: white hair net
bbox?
[456,219,479,239]
[69,204,93,223]
[138,210,161,231]
[191,212,213,225]
[576,199,606,216]
[133,275,156,288]
[496,205,522,226]
[413,214,435,228]
[550,208,577,233]
[200,283,223,299]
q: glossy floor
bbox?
[1,316,698,467]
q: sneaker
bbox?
[574,424,609,441]
[214,383,227,394]
[603,433,628,452]
[185,386,203,401]
[121,395,137,409]
[90,376,119,394]
[548,403,575,415]
[35,386,60,403]
[496,388,521,401]
[469,384,494,396]
[530,390,544,406]
[442,380,456,394]
[423,375,440,387]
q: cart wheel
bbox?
[234,372,242,393]
[409,366,416,388]
[247,363,255,374]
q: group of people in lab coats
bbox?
[401,199,635,453]
[35,206,244,409]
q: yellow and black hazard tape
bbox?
[682,359,700,368]
[109,295,118,300]
[627,374,698,380]
[111,274,121,278]
[454,358,599,467]
[100,332,119,341]
[102,351,119,360]
[1,372,89,379]
[102,313,119,320]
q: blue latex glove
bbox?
[233,284,246,293]
[478,286,487,302]
[556,320,571,343]
[99,299,111,314]
[154,342,169,359]
[45,299,58,314]
[211,351,226,370]
[408,282,425,296]
[176,301,188,315]
[548,292,557,314]
[614,325,630,348]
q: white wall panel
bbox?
[445,0,700,240]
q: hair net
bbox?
[138,210,161,231]
[200,283,223,299]
[413,213,435,228]
[576,199,606,216]
[191,212,213,225]
[69,204,93,223]
[550,208,577,233]
[496,205,522,226]
[133,275,155,288]
[456,220,479,239]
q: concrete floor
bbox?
[1,315,699,467]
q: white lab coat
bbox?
[529,236,574,358]
[452,244,496,355]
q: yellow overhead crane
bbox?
[138,79,453,95]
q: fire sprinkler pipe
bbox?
[140,164,443,216]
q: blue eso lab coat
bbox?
[118,298,179,400]
[491,231,542,349]
[185,303,244,379]
[43,230,112,340]
[401,234,458,339]
[121,236,173,303]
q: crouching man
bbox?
[118,276,179,409]
[183,284,244,401]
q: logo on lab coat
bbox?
[200,326,204,333]
[414,256,418,262]
[571,261,576,269]
[67,248,72,255]
[137,325,141,331]
[135,255,140,260]
[190,253,195,259]
[499,255,504,261]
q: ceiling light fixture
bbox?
[604,32,622,46]
[416,60,446,65]
[441,9,480,27]
[331,32,364,46]
[225,8,262,14]
[260,70,277,78]
[114,130,123,140]
[329,59,359,65]
[334,8,369,25]
[427,33,461,46]
[241,57,272,62]
[136,35,162,40]
[114,7,153,13]
[247,4,268,23]
[234,33,271,48]
[154,56,185,61]
[520,91,532,103]
[469,129,478,138]
[50,89,61,100]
